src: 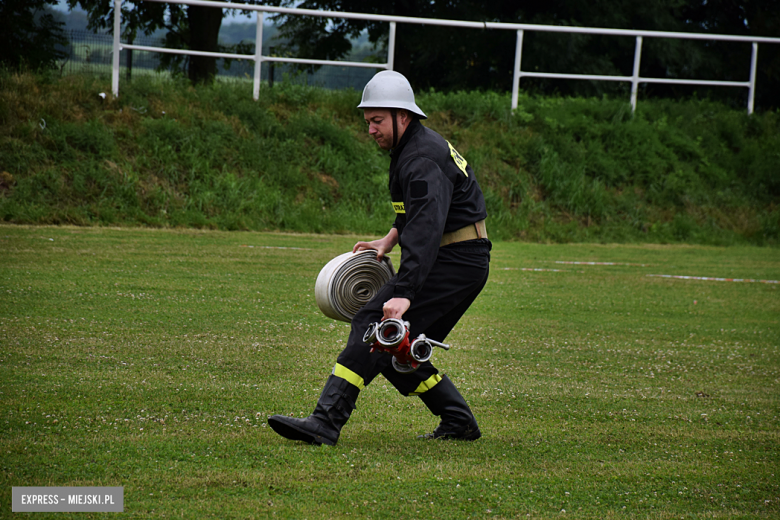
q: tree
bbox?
[674,0,780,111]
[273,0,779,110]
[0,0,68,70]
[273,0,521,92]
[66,0,270,84]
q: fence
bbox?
[112,0,780,113]
[58,30,377,90]
[60,30,161,78]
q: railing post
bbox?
[747,42,758,115]
[111,0,121,98]
[253,11,264,100]
[387,21,396,70]
[511,29,524,111]
[630,36,643,113]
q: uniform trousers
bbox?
[334,240,490,396]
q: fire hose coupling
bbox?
[410,334,450,363]
[363,318,409,348]
[363,320,450,373]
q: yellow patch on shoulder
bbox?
[446,140,469,177]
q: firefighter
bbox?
[268,70,491,446]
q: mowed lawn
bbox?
[1,225,778,519]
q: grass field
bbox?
[1,225,778,519]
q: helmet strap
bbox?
[390,108,398,149]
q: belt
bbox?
[440,219,488,247]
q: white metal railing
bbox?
[111,0,780,114]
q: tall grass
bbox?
[0,70,778,244]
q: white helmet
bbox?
[358,70,427,120]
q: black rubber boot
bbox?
[418,374,481,440]
[268,375,359,446]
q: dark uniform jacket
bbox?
[389,119,489,302]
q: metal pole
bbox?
[747,42,758,115]
[112,0,121,98]
[387,21,396,70]
[511,29,524,111]
[630,36,643,113]
[253,11,264,100]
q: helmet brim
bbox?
[357,101,427,120]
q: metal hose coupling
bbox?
[378,318,409,348]
[410,334,451,363]
[364,320,451,374]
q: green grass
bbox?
[1,225,778,518]
[1,71,778,245]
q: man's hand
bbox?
[353,239,391,261]
[382,297,410,320]
[353,228,399,262]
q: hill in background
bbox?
[1,72,778,245]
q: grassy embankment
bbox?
[0,70,778,244]
[1,226,778,518]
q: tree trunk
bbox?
[187,4,222,85]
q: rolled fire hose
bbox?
[315,250,395,322]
